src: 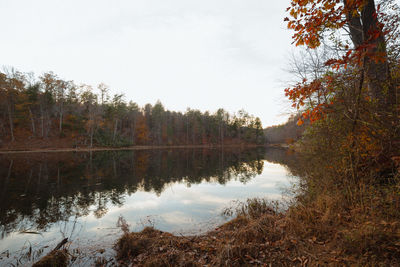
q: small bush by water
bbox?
[32,250,69,267]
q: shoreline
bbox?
[0,144,278,154]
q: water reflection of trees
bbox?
[0,148,266,238]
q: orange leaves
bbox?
[285,0,385,50]
[324,49,357,70]
[285,72,336,126]
[285,0,396,125]
[344,127,381,161]
[285,0,347,49]
[297,118,304,126]
[135,115,150,145]
[287,0,393,67]
[285,79,323,107]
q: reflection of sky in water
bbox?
[88,161,289,233]
[0,161,290,263]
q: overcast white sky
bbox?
[0,0,294,127]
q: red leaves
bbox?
[297,119,304,126]
[286,72,336,126]
[285,0,395,125]
[285,0,389,51]
[286,0,347,48]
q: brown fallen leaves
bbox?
[32,250,69,267]
[114,214,324,266]
[114,201,400,266]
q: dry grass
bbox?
[32,250,69,267]
[114,182,400,266]
[115,227,208,266]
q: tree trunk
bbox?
[7,102,14,142]
[361,0,394,108]
[344,0,363,47]
[113,119,118,142]
[45,111,50,138]
[29,107,36,136]
[186,118,189,145]
[90,126,94,148]
[345,0,395,108]
[59,111,63,134]
[131,119,136,145]
[40,105,44,137]
[219,122,224,145]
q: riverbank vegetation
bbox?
[264,114,306,144]
[0,72,264,150]
[111,0,400,266]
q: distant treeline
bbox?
[264,114,306,144]
[0,69,265,148]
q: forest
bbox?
[0,71,264,150]
[264,114,306,144]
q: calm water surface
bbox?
[0,147,296,265]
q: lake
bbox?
[0,147,296,265]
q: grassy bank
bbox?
[113,188,399,266]
[33,190,400,266]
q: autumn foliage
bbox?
[0,70,265,150]
[275,2,400,265]
[285,0,399,123]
